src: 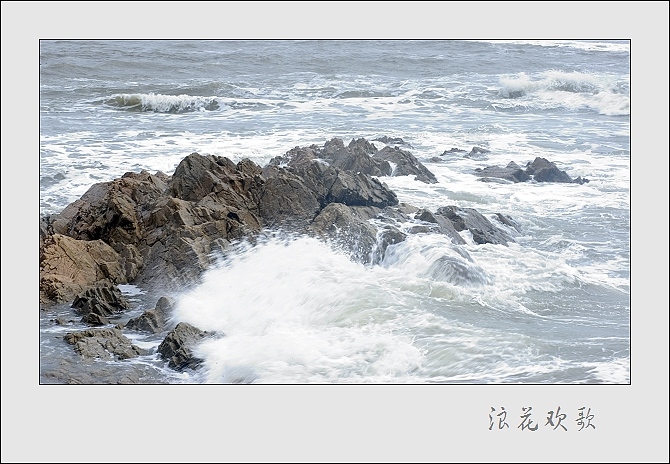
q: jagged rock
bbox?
[397,203,419,215]
[64,328,147,360]
[465,146,490,159]
[436,206,515,245]
[325,168,399,208]
[329,139,391,177]
[125,296,174,333]
[494,213,522,233]
[322,138,345,156]
[374,146,438,184]
[268,146,320,169]
[258,168,321,229]
[52,171,167,248]
[525,157,573,183]
[39,140,499,308]
[474,157,589,184]
[158,322,213,370]
[415,209,466,245]
[373,136,412,148]
[81,313,110,326]
[40,234,132,304]
[71,283,129,319]
[348,137,379,155]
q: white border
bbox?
[2,2,668,462]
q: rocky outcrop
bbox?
[474,157,589,184]
[525,157,586,183]
[125,297,174,333]
[270,137,435,184]
[64,328,147,360]
[157,322,213,370]
[40,138,520,307]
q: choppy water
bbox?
[39,40,630,383]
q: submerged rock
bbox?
[426,255,492,286]
[436,206,515,245]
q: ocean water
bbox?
[39,40,630,384]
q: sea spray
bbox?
[174,236,425,383]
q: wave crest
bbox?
[497,71,629,115]
[106,93,220,113]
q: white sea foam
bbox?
[174,236,425,383]
[473,40,630,53]
[498,71,630,116]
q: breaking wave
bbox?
[106,93,220,113]
[497,71,629,116]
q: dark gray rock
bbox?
[81,313,110,326]
[64,328,147,360]
[125,296,174,333]
[330,146,392,177]
[374,146,438,184]
[436,206,515,245]
[415,209,466,245]
[525,157,573,183]
[474,157,589,185]
[473,165,530,183]
[71,283,130,318]
[322,138,345,157]
[465,147,490,159]
[268,146,320,169]
[440,148,467,156]
[348,137,378,155]
[158,322,213,371]
[372,227,407,264]
[373,136,413,148]
[258,168,321,230]
[324,168,399,208]
[494,213,522,233]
